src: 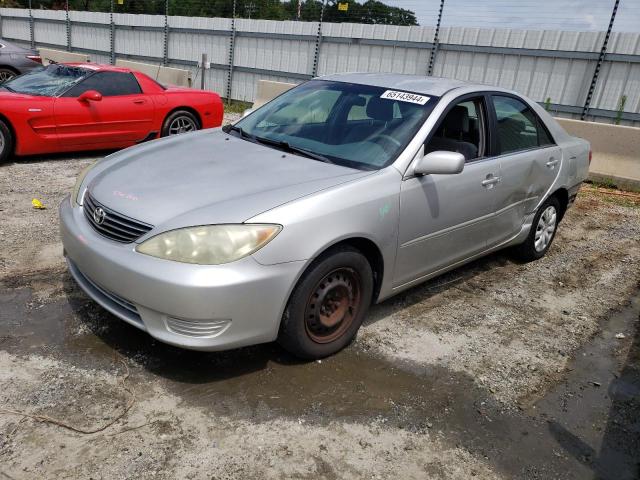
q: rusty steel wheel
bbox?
[304,268,362,344]
[278,246,374,359]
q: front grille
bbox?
[82,271,142,321]
[67,258,145,330]
[83,192,152,243]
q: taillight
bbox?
[588,150,592,165]
[26,55,42,64]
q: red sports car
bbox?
[0,63,224,163]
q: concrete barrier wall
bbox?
[253,80,296,109]
[115,59,192,87]
[38,48,89,65]
[556,118,640,190]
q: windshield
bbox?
[234,80,437,170]
[2,64,90,96]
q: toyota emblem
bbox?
[93,207,106,225]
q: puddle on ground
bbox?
[534,294,640,480]
[1,273,638,480]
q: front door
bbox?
[394,95,499,288]
[54,71,154,147]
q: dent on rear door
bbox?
[491,145,562,246]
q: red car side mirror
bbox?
[78,90,103,103]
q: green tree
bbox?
[20,0,418,26]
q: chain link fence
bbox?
[1,0,638,125]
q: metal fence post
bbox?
[311,0,326,77]
[201,53,207,90]
[163,0,169,66]
[581,0,620,121]
[28,0,35,49]
[65,0,71,52]
[110,0,116,65]
[225,0,237,105]
[428,0,445,76]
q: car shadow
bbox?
[3,149,116,166]
[365,249,512,326]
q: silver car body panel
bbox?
[0,39,41,75]
[61,73,590,351]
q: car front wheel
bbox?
[278,246,374,359]
[511,196,561,262]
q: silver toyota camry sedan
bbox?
[60,73,590,359]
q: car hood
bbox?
[88,129,372,229]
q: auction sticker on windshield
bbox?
[380,90,429,105]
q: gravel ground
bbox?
[0,120,639,479]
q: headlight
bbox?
[71,162,98,206]
[135,224,281,265]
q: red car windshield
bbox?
[2,64,90,97]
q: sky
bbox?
[381,0,640,32]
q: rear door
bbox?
[54,71,155,147]
[487,94,561,247]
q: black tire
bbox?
[0,67,17,83]
[160,110,200,137]
[278,246,374,359]
[511,196,561,262]
[0,119,14,165]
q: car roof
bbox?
[317,73,478,97]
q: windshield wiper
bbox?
[252,135,334,164]
[222,124,253,140]
[222,125,333,164]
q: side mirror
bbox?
[78,90,102,103]
[413,150,465,176]
[242,108,254,118]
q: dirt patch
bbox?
[0,135,639,479]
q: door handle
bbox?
[481,175,501,188]
[545,158,559,169]
[133,99,146,105]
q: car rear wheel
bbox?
[0,119,14,164]
[278,246,374,359]
[161,110,200,137]
[511,196,561,262]
[0,68,17,83]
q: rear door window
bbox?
[491,95,554,154]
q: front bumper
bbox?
[59,196,305,351]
